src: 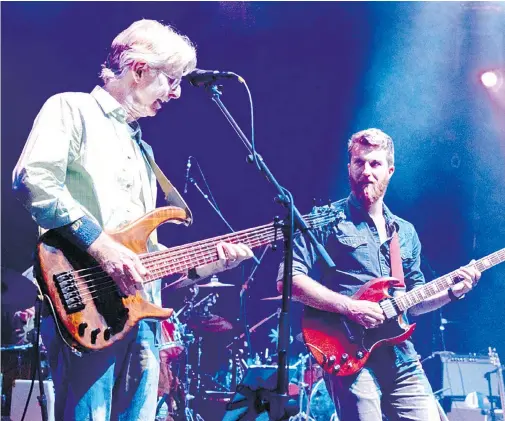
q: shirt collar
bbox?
[347,193,400,232]
[91,86,128,122]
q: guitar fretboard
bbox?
[395,248,505,311]
[138,211,336,283]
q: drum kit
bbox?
[1,267,50,417]
[155,279,338,421]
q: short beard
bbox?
[350,176,389,207]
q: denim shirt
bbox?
[287,194,425,366]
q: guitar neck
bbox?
[395,248,505,312]
[138,209,336,282]
[141,223,276,281]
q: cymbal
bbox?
[261,295,282,301]
[199,280,234,288]
[188,314,233,333]
[1,267,38,312]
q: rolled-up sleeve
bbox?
[276,213,326,282]
[13,94,84,229]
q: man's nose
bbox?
[362,162,372,175]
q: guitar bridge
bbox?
[54,272,85,314]
[379,299,398,319]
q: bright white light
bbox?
[481,71,499,88]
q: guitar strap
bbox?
[390,231,405,288]
[136,140,193,225]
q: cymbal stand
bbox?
[181,333,205,421]
[290,354,315,421]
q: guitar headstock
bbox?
[488,346,502,368]
[307,204,342,232]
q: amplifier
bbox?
[447,402,503,421]
[10,379,55,421]
[423,352,500,399]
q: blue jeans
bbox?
[324,349,443,421]
[41,317,159,421]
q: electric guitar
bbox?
[35,206,337,354]
[302,250,505,376]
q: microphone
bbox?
[184,68,235,87]
[183,156,192,194]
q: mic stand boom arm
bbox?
[204,83,335,420]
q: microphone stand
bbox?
[199,82,335,420]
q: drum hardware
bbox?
[226,308,281,350]
[198,275,234,288]
[290,354,316,421]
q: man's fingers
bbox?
[221,243,238,260]
[236,243,254,260]
[217,243,226,261]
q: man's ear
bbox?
[132,62,147,82]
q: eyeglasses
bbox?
[157,69,182,92]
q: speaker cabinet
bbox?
[424,353,501,399]
[10,379,55,421]
[447,402,503,421]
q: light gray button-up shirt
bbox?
[13,86,162,305]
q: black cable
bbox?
[20,297,42,421]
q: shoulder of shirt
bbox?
[44,91,97,108]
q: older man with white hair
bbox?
[13,19,252,420]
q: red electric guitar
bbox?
[302,249,505,376]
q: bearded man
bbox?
[277,128,480,420]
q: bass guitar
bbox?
[36,206,337,354]
[302,250,505,376]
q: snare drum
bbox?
[158,315,185,361]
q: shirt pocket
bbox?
[400,243,414,261]
[332,228,371,273]
[338,235,367,249]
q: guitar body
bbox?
[35,206,189,353]
[302,277,416,377]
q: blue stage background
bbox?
[2,1,505,379]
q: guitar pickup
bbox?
[379,299,398,319]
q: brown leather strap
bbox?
[137,141,193,225]
[390,231,405,287]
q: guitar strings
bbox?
[77,231,281,304]
[73,228,278,301]
[389,250,505,310]
[64,212,334,283]
[64,212,330,279]
[55,212,336,305]
[75,213,337,304]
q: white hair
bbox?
[100,19,197,83]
